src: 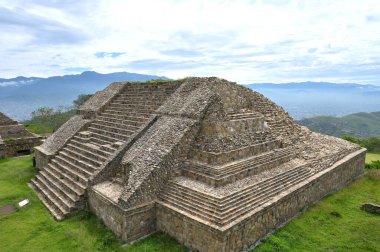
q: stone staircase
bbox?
[31,82,178,220]
[182,147,295,186]
[159,164,313,227]
[226,110,262,120]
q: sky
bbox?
[1,0,380,84]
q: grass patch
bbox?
[0,155,186,252]
[254,169,380,252]
[366,153,380,164]
[0,155,379,251]
[24,123,53,135]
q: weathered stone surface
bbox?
[31,77,366,252]
[0,112,42,158]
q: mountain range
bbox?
[0,71,168,120]
[1,72,380,121]
[297,111,380,138]
[246,82,380,120]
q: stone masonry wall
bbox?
[88,188,156,242]
[156,148,366,252]
[0,137,42,158]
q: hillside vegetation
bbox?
[23,94,92,135]
[297,111,380,138]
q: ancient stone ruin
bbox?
[0,112,42,158]
[31,77,365,251]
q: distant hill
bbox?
[2,74,380,122]
[297,111,380,138]
[0,71,169,120]
[246,82,380,120]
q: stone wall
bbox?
[0,137,42,158]
[88,188,156,242]
[156,148,366,252]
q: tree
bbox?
[73,94,92,109]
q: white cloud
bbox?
[0,0,380,84]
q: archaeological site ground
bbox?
[0,112,42,158]
[30,77,366,251]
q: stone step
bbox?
[34,174,74,212]
[59,150,100,170]
[89,135,114,146]
[54,155,94,177]
[39,164,84,199]
[61,148,102,168]
[190,169,311,222]
[185,151,291,180]
[50,159,88,186]
[92,119,141,131]
[95,116,144,127]
[69,139,113,157]
[86,130,126,145]
[99,112,148,122]
[88,127,130,142]
[111,101,161,107]
[168,169,308,215]
[30,180,65,220]
[227,113,262,120]
[109,103,159,110]
[106,105,157,113]
[172,166,306,206]
[90,122,135,136]
[160,168,312,225]
[102,108,153,118]
[117,93,169,98]
[183,152,294,186]
[39,169,79,202]
[47,163,86,193]
[66,143,108,163]
[187,148,293,177]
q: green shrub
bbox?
[342,136,380,153]
[365,160,380,169]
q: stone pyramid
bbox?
[31,77,365,252]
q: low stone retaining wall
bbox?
[156,149,366,252]
[88,188,156,242]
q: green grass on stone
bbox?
[366,153,380,164]
[0,155,379,252]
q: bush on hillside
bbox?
[23,94,92,134]
[366,160,380,169]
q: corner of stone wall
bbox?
[34,146,54,169]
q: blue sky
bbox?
[0,0,380,84]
